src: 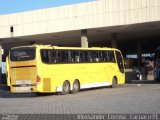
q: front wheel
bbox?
[61,81,70,95]
[111,77,117,88]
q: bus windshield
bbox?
[10,47,36,61]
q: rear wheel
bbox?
[111,77,117,88]
[71,80,80,94]
[61,81,70,95]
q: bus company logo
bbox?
[14,51,27,57]
[1,113,18,120]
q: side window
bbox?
[88,51,94,62]
[41,50,70,64]
[79,51,85,62]
[41,50,53,63]
[71,51,80,63]
[55,50,63,63]
[99,51,104,62]
[40,49,120,64]
[108,51,116,62]
[52,50,61,63]
[61,50,70,63]
[79,51,91,62]
[67,51,72,63]
[101,51,108,62]
[83,51,91,62]
[92,51,100,62]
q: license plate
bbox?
[16,86,32,93]
[16,80,32,85]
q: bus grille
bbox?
[43,78,51,92]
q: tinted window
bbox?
[101,51,108,62]
[40,49,117,64]
[41,50,54,63]
[10,47,36,61]
[71,51,80,62]
[116,51,124,73]
[41,50,71,63]
[108,51,116,62]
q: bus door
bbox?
[106,51,117,81]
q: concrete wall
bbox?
[0,0,160,38]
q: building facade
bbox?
[0,0,160,82]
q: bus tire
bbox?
[61,81,70,95]
[71,80,80,94]
[111,77,117,88]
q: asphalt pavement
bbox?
[0,82,160,114]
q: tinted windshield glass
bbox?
[10,47,36,61]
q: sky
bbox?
[0,0,94,15]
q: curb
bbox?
[127,80,160,84]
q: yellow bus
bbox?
[8,44,125,95]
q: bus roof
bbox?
[11,44,120,51]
